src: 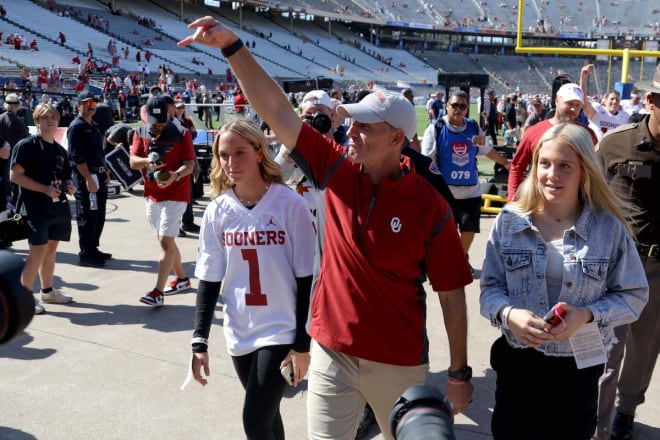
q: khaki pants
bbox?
[307,341,428,440]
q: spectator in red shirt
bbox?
[129,97,196,307]
[29,39,38,51]
[58,32,66,46]
[233,87,247,114]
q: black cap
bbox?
[77,91,99,105]
[146,96,169,124]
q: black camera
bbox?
[147,139,165,182]
[303,111,332,134]
[390,385,456,440]
[0,251,35,344]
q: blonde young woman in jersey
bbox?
[190,118,315,439]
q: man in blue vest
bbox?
[422,90,510,270]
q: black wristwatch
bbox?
[448,365,473,382]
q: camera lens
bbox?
[0,251,35,343]
[390,385,456,440]
[303,112,332,134]
[311,112,332,134]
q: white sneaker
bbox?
[41,290,73,304]
[34,300,46,315]
[163,278,192,296]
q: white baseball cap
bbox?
[337,90,417,139]
[556,83,584,104]
[301,90,332,110]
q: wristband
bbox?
[500,306,513,330]
[447,378,466,385]
[192,342,208,353]
[192,337,208,352]
[222,39,244,58]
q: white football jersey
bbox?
[195,183,316,356]
[589,103,630,140]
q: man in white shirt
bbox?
[580,64,630,140]
[620,88,644,115]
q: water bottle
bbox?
[89,193,98,211]
[52,179,61,202]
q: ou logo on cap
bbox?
[390,217,402,233]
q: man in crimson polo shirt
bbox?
[179,18,474,440]
[130,96,196,307]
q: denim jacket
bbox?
[480,204,649,356]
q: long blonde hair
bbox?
[514,122,634,236]
[209,118,283,200]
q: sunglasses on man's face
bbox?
[449,103,468,110]
[82,100,97,108]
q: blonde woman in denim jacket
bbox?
[480,123,648,440]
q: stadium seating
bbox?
[0,0,655,99]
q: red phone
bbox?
[543,303,566,328]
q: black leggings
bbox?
[232,344,291,440]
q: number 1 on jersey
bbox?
[241,248,268,306]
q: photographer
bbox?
[130,96,196,306]
[10,104,76,314]
[274,90,336,213]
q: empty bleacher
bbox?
[0,0,655,98]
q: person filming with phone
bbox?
[479,123,648,439]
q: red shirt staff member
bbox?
[179,17,473,440]
[507,83,598,202]
[130,97,196,306]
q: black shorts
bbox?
[26,202,72,246]
[452,197,482,233]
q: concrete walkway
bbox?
[1,186,659,440]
